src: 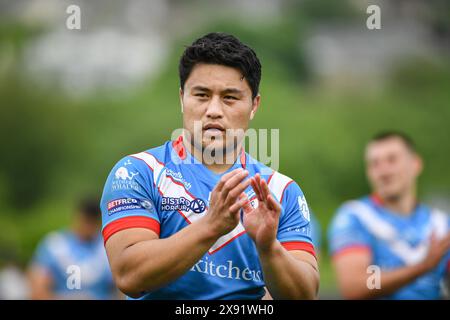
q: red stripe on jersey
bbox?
[240,148,246,169]
[267,172,275,185]
[370,193,384,206]
[281,241,316,259]
[331,245,372,260]
[102,216,160,245]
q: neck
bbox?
[375,188,417,216]
[182,134,241,174]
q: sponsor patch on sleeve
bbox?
[107,198,156,216]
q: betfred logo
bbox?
[107,198,138,210]
[106,198,156,216]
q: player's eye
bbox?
[224,95,238,101]
[195,93,208,98]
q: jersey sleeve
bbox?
[30,233,60,277]
[100,155,160,244]
[276,181,316,258]
[327,203,373,257]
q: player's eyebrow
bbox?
[191,85,211,92]
[191,86,244,96]
[221,88,244,95]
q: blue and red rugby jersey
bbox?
[100,136,316,300]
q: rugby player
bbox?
[29,198,117,299]
[100,33,319,299]
[328,132,450,299]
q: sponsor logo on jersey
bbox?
[115,166,139,180]
[107,198,155,215]
[111,162,141,192]
[165,169,192,190]
[161,197,206,214]
[190,256,262,282]
[298,195,310,221]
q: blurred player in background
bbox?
[28,197,118,299]
[310,213,322,258]
[328,132,450,299]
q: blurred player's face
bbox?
[180,63,259,156]
[365,137,422,201]
[75,213,101,241]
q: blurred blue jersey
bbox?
[328,195,450,299]
[309,213,321,251]
[31,230,116,299]
[100,136,316,300]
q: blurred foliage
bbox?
[0,3,449,294]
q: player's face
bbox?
[365,138,422,201]
[180,63,259,155]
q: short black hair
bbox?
[179,32,262,99]
[77,197,101,221]
[369,131,417,153]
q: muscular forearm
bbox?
[115,219,219,296]
[258,241,319,300]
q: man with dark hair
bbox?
[328,131,450,299]
[100,33,319,300]
[28,197,117,299]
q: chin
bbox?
[200,142,222,154]
[378,189,402,202]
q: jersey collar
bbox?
[171,135,247,183]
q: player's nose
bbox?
[205,95,224,119]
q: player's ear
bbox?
[249,94,260,120]
[179,87,184,113]
[413,154,423,177]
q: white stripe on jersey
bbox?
[267,171,292,203]
[345,200,449,265]
[131,152,246,254]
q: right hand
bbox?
[203,168,252,236]
[419,232,450,272]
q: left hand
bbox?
[241,173,282,253]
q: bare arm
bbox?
[28,266,55,300]
[333,233,450,299]
[259,245,319,299]
[105,168,252,298]
[106,223,219,297]
[244,174,319,299]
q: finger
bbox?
[260,178,270,203]
[444,232,450,242]
[225,178,252,204]
[222,170,249,198]
[229,193,251,213]
[267,194,281,215]
[429,231,437,245]
[250,177,263,201]
[241,193,253,214]
[439,232,450,250]
[215,168,244,192]
[254,174,265,202]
